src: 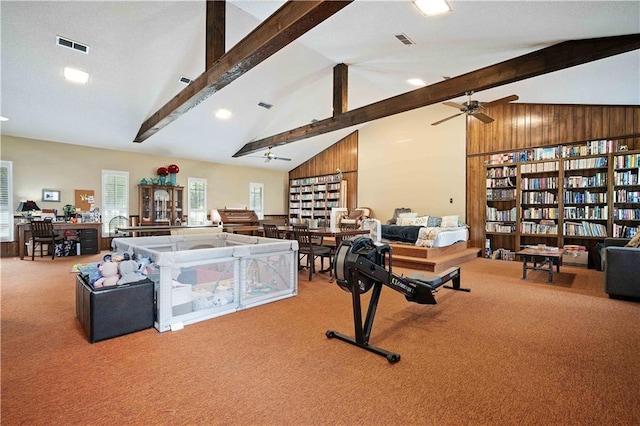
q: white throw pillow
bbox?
[441,215,459,228]
[398,212,418,219]
[396,217,411,226]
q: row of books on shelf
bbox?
[563,190,607,204]
[486,166,517,178]
[614,190,640,203]
[521,191,557,204]
[564,206,607,220]
[613,224,639,238]
[521,220,557,235]
[486,140,620,165]
[485,222,516,233]
[564,173,607,188]
[614,171,639,186]
[614,153,640,169]
[564,157,608,170]
[521,177,558,190]
[613,208,640,220]
[486,177,515,188]
[486,207,517,222]
[487,188,516,201]
[520,161,559,173]
[522,208,558,219]
[290,175,342,186]
[564,221,607,237]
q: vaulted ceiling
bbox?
[1,1,639,171]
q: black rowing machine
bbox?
[326,236,470,363]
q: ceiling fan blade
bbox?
[443,101,466,110]
[272,156,292,161]
[482,94,519,108]
[471,112,495,123]
[431,112,464,126]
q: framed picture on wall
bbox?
[42,189,61,202]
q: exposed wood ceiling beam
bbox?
[333,63,348,117]
[233,33,640,157]
[134,0,353,143]
[206,0,226,69]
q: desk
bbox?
[517,248,566,282]
[116,224,221,237]
[17,222,102,260]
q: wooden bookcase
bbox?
[612,150,640,238]
[289,174,347,226]
[138,184,184,226]
[483,141,635,260]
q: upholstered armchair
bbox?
[339,207,372,229]
[604,237,640,299]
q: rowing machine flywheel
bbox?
[333,236,378,294]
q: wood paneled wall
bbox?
[289,131,358,212]
[466,103,640,248]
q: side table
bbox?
[517,248,566,283]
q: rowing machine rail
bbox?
[326,237,470,363]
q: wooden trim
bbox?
[333,63,348,116]
[206,0,226,69]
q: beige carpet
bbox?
[1,254,639,425]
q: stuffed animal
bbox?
[136,257,152,276]
[117,259,144,285]
[94,261,120,288]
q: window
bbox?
[101,170,129,234]
[0,161,14,242]
[249,182,264,220]
[187,177,207,225]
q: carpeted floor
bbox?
[1,254,639,425]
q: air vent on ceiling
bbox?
[56,36,89,54]
[179,76,193,85]
[394,33,415,46]
[258,102,273,110]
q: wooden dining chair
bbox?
[263,223,281,239]
[292,224,332,281]
[29,220,64,260]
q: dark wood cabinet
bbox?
[138,184,184,226]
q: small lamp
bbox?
[17,200,41,219]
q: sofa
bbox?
[603,238,640,299]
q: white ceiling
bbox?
[1,1,639,172]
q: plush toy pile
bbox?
[76,252,152,289]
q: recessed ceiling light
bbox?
[413,0,451,16]
[63,67,89,84]
[407,78,426,87]
[0,116,8,121]
[215,109,232,120]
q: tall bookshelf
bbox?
[483,139,627,261]
[485,164,518,252]
[519,159,560,248]
[289,174,347,226]
[612,150,640,238]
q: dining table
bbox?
[261,225,370,245]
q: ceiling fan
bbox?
[249,147,291,163]
[431,92,519,126]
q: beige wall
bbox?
[358,104,466,223]
[1,135,289,220]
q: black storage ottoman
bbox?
[75,274,154,343]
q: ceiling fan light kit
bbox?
[431,92,519,126]
[249,148,291,163]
